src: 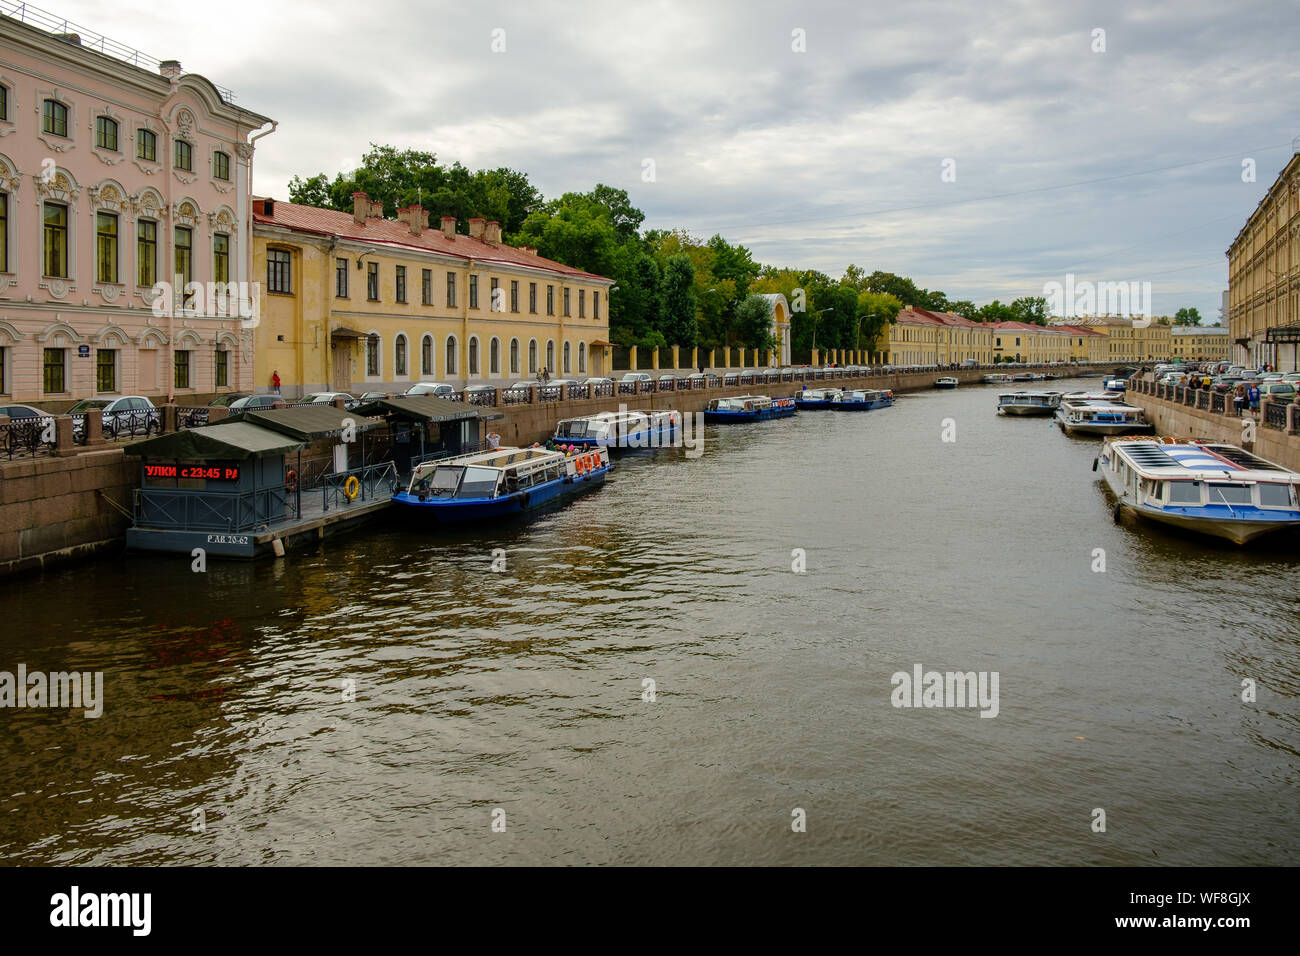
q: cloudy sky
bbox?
[39,0,1300,320]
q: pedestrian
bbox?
[1248,381,1261,414]
[1233,383,1246,415]
[271,369,281,394]
[542,367,550,385]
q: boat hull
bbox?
[704,404,797,423]
[1056,416,1153,436]
[558,422,679,451]
[393,467,609,523]
[998,404,1057,416]
[1100,466,1299,544]
[794,398,894,410]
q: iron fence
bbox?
[1264,401,1288,430]
[1,419,55,459]
[318,461,399,513]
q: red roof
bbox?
[252,199,610,283]
[991,320,1067,333]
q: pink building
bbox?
[0,6,274,408]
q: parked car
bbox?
[68,396,159,438]
[657,374,677,384]
[582,377,613,386]
[462,384,497,403]
[0,403,55,421]
[358,391,389,402]
[620,372,652,383]
[227,394,282,411]
[208,393,249,407]
[404,381,456,398]
[301,391,357,406]
[1259,382,1296,400]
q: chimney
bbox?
[159,59,182,77]
[369,200,384,219]
[262,198,275,217]
[395,205,411,225]
[484,221,502,244]
[468,217,486,240]
[407,203,424,236]
[352,190,369,224]
[57,33,84,46]
[441,216,457,240]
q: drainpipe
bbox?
[244,121,278,390]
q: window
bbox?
[490,338,500,375]
[213,233,229,284]
[547,285,554,315]
[529,282,537,313]
[445,337,457,376]
[469,274,479,309]
[95,116,119,151]
[0,85,7,122]
[175,226,193,290]
[579,289,586,318]
[490,277,499,311]
[510,338,519,374]
[578,342,586,373]
[96,212,118,283]
[546,340,555,371]
[137,220,157,287]
[175,140,193,171]
[174,350,190,389]
[366,334,380,376]
[529,339,538,373]
[0,192,7,272]
[421,335,433,376]
[593,291,600,320]
[213,151,230,181]
[446,271,457,308]
[96,349,116,392]
[335,257,348,298]
[267,247,291,294]
[42,99,68,137]
[215,349,229,388]
[395,265,407,303]
[469,337,479,376]
[43,203,69,277]
[43,348,66,393]
[421,269,431,305]
[563,341,571,373]
[1208,483,1252,506]
[510,280,519,313]
[563,287,571,317]
[395,335,407,376]
[367,262,379,300]
[137,128,156,162]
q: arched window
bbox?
[563,341,571,374]
[528,339,538,374]
[421,335,433,376]
[578,342,587,373]
[366,334,381,377]
[490,337,501,376]
[469,336,479,376]
[546,340,555,372]
[445,336,457,376]
[394,334,408,377]
[510,338,520,375]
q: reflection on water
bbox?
[1,378,1297,865]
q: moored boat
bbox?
[552,409,681,450]
[1103,376,1128,391]
[996,391,1062,415]
[983,373,1014,384]
[794,387,894,410]
[704,395,797,422]
[393,446,611,522]
[1055,399,1152,436]
[1097,438,1300,545]
[935,377,959,389]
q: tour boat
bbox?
[393,446,611,522]
[1097,438,1300,545]
[935,377,959,389]
[1061,390,1123,401]
[704,395,797,422]
[996,391,1063,415]
[795,387,893,410]
[1103,377,1128,392]
[552,409,681,450]
[1055,399,1152,436]
[982,373,1014,384]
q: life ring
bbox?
[285,468,298,491]
[344,475,360,500]
[575,455,587,475]
[589,453,601,472]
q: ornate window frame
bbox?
[132,118,162,176]
[36,89,75,152]
[207,204,237,314]
[169,106,197,185]
[90,105,125,166]
[34,166,80,299]
[131,186,167,307]
[89,179,129,303]
[209,147,233,194]
[0,153,19,295]
[0,74,16,137]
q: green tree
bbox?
[856,291,903,352]
[660,254,697,347]
[733,294,776,352]
[1173,307,1203,326]
[1009,296,1049,326]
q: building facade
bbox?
[0,9,273,407]
[1059,316,1173,364]
[252,195,614,397]
[881,307,994,365]
[1226,150,1300,369]
[991,321,1071,363]
[1168,325,1231,362]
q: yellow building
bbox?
[1170,326,1231,362]
[991,322,1072,363]
[1227,151,1300,370]
[881,308,994,365]
[251,194,614,396]
[1067,316,1171,363]
[1050,325,1109,363]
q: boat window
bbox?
[1207,483,1251,506]
[1258,483,1292,508]
[456,466,501,499]
[1166,482,1201,505]
[429,466,463,496]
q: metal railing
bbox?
[134,486,294,532]
[1264,401,1288,430]
[176,406,210,429]
[318,461,399,513]
[1,419,55,459]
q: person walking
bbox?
[271,369,281,394]
[1233,383,1246,416]
[1248,381,1261,415]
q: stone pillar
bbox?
[691,347,698,370]
[54,415,76,456]
[85,411,105,445]
[163,404,177,433]
[559,384,568,401]
[493,388,504,407]
[720,348,728,370]
[208,406,230,423]
[671,345,679,370]
[652,348,661,371]
[812,349,820,365]
[271,400,288,410]
[333,397,347,410]
[628,346,637,372]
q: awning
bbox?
[353,395,483,423]
[125,421,305,461]
[225,404,383,441]
[330,326,365,339]
[588,340,615,347]
[1264,326,1300,344]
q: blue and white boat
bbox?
[997,391,1062,416]
[1103,376,1128,392]
[552,409,681,451]
[1098,438,1300,544]
[704,395,797,423]
[393,446,611,522]
[1055,399,1152,436]
[795,387,894,410]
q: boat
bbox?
[704,395,797,422]
[983,373,1014,384]
[1055,399,1152,436]
[794,387,894,410]
[1011,372,1045,382]
[1061,390,1123,401]
[996,391,1062,415]
[552,409,681,450]
[1097,438,1300,544]
[392,446,611,522]
[1103,377,1128,392]
[935,377,959,389]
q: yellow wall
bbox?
[1228,153,1300,368]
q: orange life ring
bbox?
[344,475,360,500]
[575,455,586,475]
[285,468,298,491]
